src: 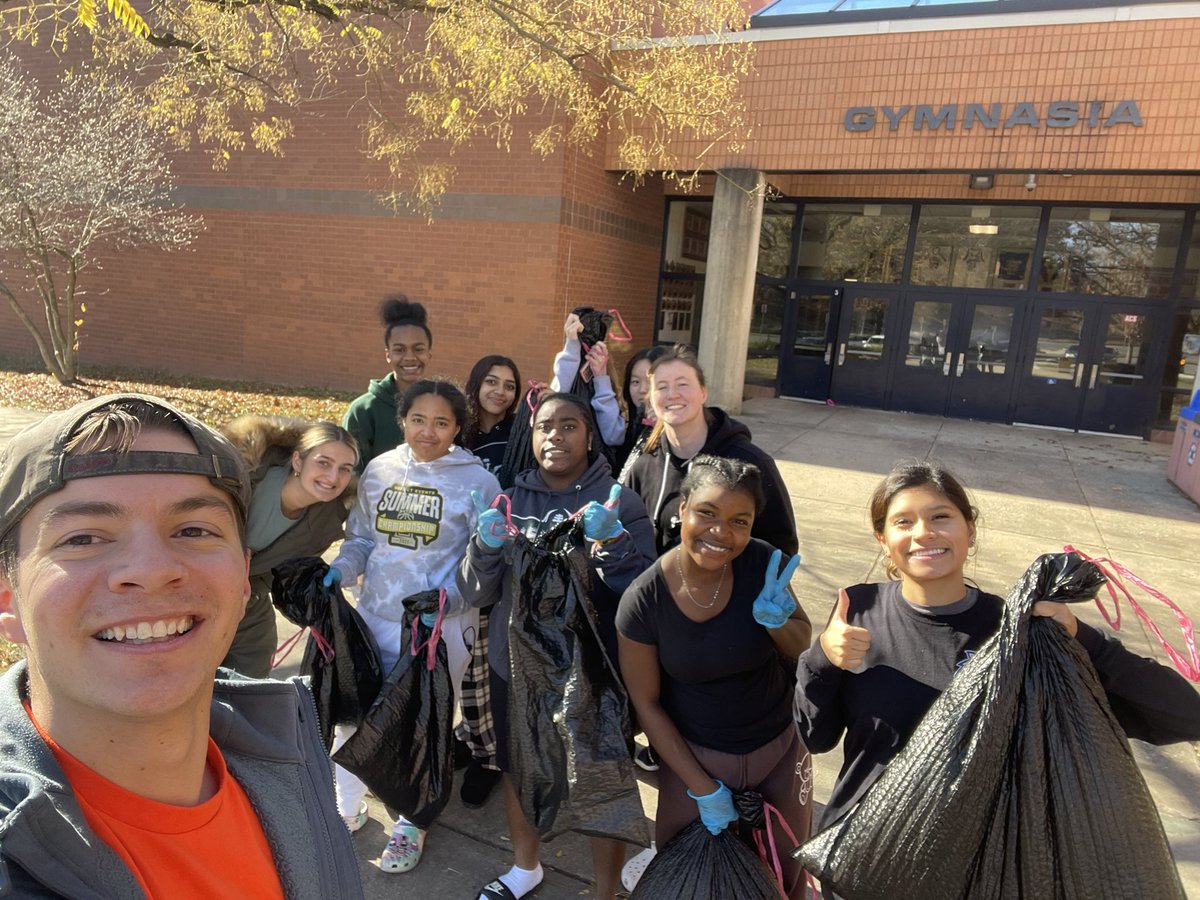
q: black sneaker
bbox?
[634,745,659,772]
[460,760,501,808]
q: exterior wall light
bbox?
[968,173,994,190]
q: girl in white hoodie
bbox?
[327,379,501,875]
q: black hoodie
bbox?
[621,407,798,557]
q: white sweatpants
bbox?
[333,603,477,822]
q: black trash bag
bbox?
[270,556,383,749]
[332,589,453,830]
[572,305,614,347]
[797,552,1187,900]
[630,818,779,900]
[506,516,648,845]
[565,306,619,477]
[498,385,539,490]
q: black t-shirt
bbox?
[464,416,512,476]
[616,538,793,754]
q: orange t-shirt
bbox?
[29,708,284,900]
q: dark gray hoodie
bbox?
[457,456,655,678]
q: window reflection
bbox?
[911,205,1039,289]
[797,204,910,284]
[1039,208,1182,299]
[1030,309,1084,381]
[905,301,951,368]
[1160,309,1200,427]
[759,204,796,279]
[747,285,784,387]
[845,296,890,361]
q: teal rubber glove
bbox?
[752,548,801,628]
[472,490,511,548]
[321,566,343,590]
[582,484,624,542]
[687,780,737,836]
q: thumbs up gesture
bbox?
[582,483,625,543]
[820,589,872,671]
[472,490,512,549]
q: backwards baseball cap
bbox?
[0,393,251,542]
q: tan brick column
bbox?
[698,168,766,415]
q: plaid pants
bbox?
[455,604,499,770]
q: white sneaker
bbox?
[342,802,369,833]
[621,844,656,892]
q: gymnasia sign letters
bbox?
[844,101,1143,132]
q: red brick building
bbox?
[5,0,1200,437]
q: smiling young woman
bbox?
[458,392,656,900]
[462,355,522,477]
[329,379,501,877]
[616,455,813,898]
[219,417,359,678]
[621,345,797,558]
[343,296,435,471]
[795,460,1200,840]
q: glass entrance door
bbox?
[778,288,839,401]
[829,287,898,408]
[888,296,1023,421]
[1014,303,1159,435]
[1078,309,1156,434]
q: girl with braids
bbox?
[343,295,434,470]
[458,392,655,900]
[616,455,812,897]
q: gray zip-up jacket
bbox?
[0,663,363,899]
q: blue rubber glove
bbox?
[582,484,624,542]
[687,780,738,836]
[471,490,511,549]
[420,611,439,628]
[752,548,801,629]
[321,566,343,590]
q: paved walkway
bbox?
[2,400,1197,898]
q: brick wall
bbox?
[0,55,665,396]
[610,15,1200,176]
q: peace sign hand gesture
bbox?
[752,548,802,629]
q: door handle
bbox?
[942,352,952,376]
[1088,364,1099,389]
[1074,363,1085,388]
[823,342,833,365]
[837,343,846,366]
[955,353,965,376]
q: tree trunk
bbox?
[0,280,74,383]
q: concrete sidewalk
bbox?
[2,400,1197,898]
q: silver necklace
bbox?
[675,550,727,610]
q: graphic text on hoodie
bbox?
[376,484,444,548]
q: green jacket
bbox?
[342,373,403,472]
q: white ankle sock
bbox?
[484,863,543,899]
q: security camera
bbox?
[1024,173,1037,192]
